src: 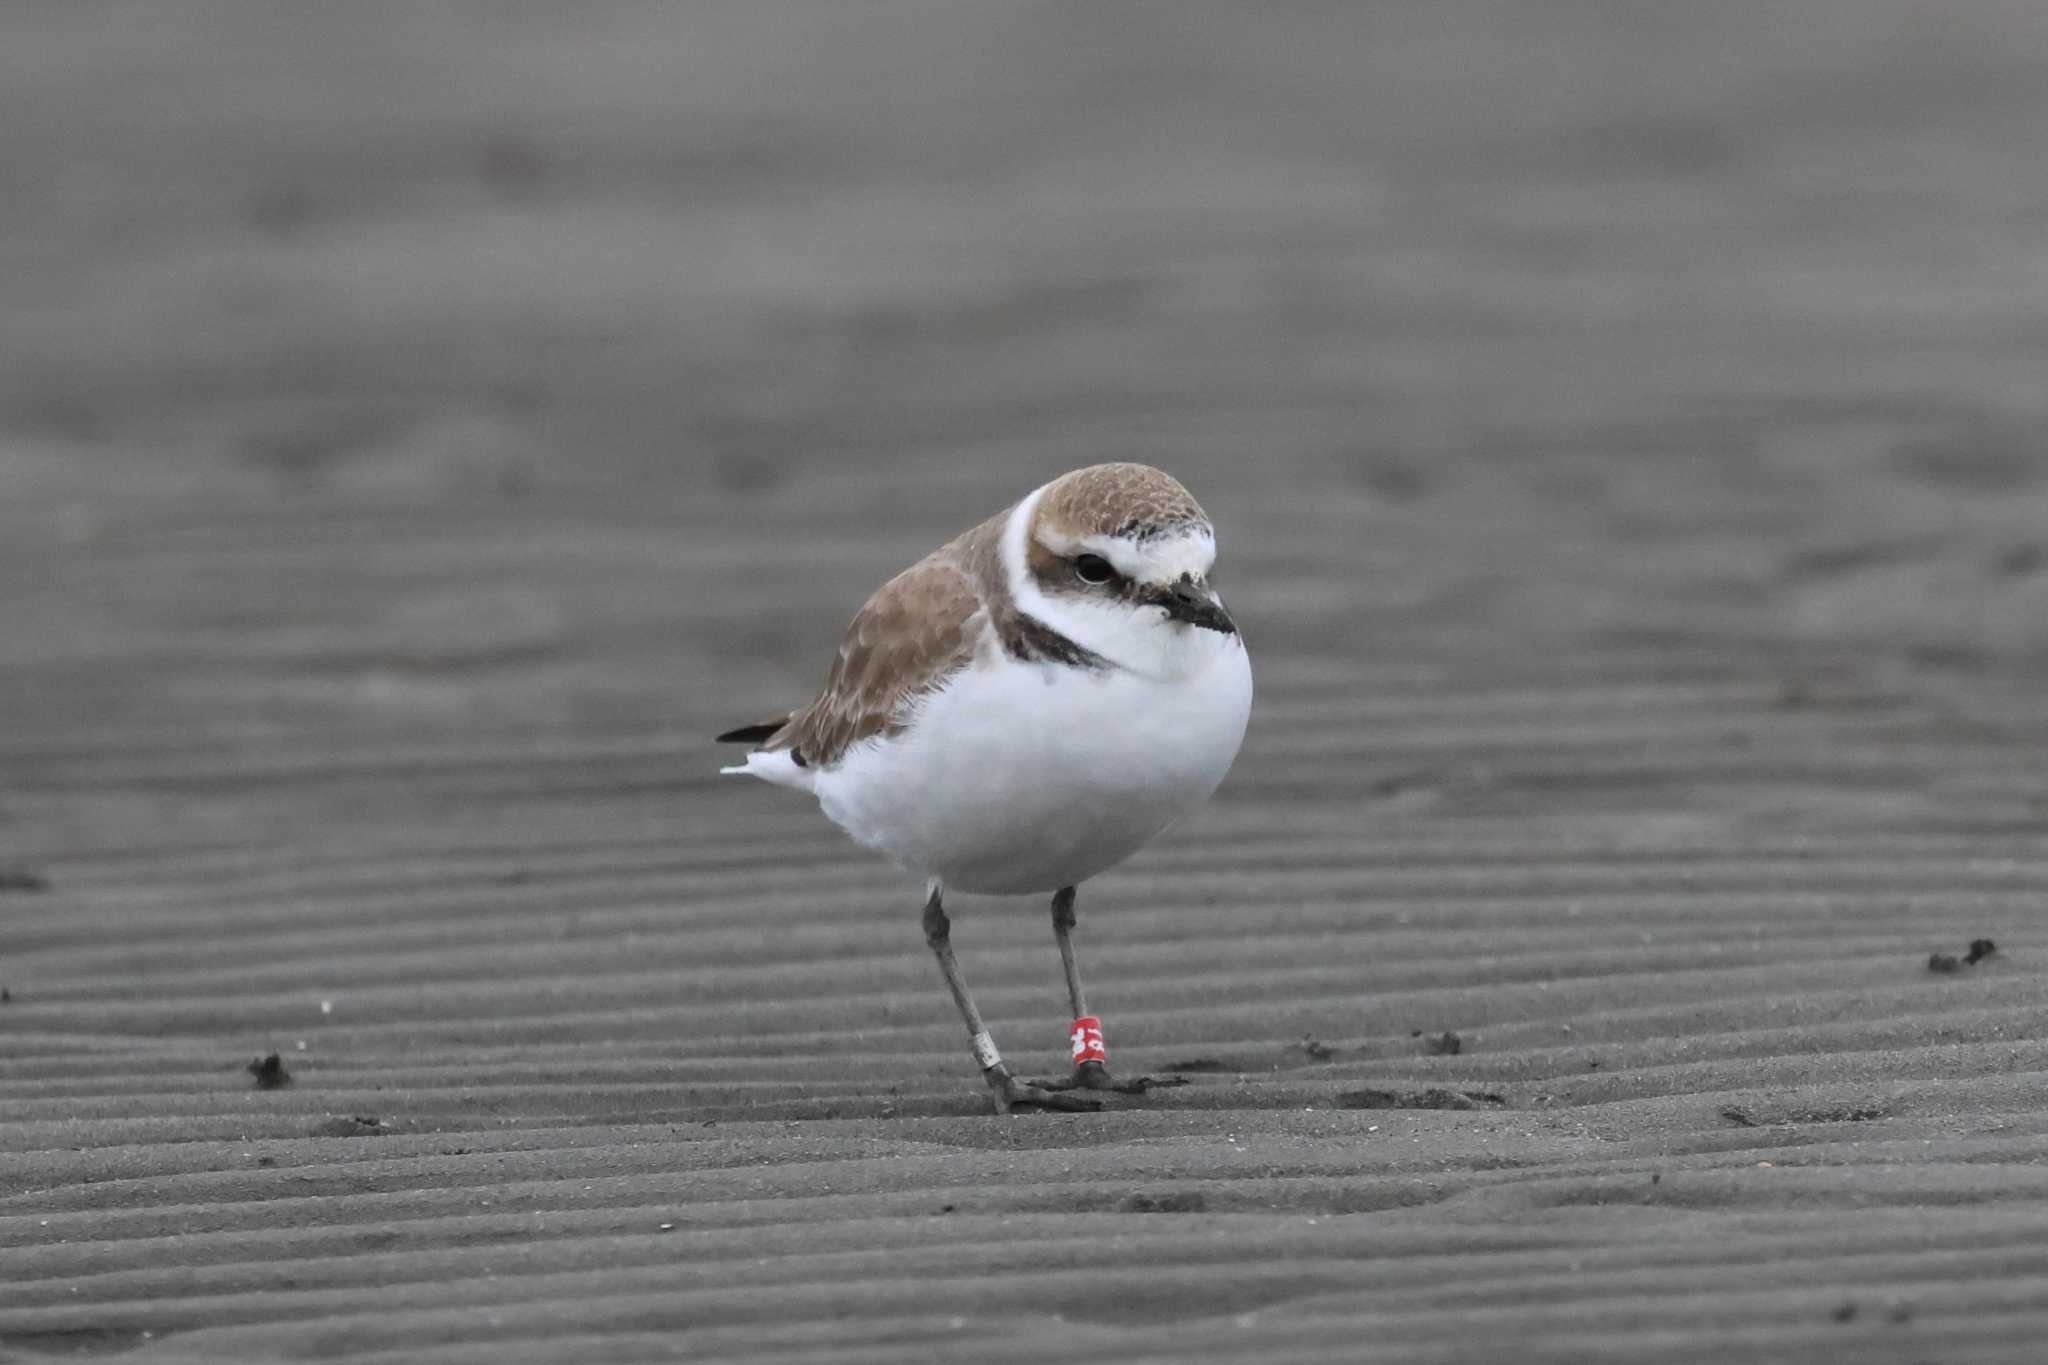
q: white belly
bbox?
[812,636,1252,894]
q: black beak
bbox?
[1158,578,1237,635]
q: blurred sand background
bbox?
[6,2,2048,1360]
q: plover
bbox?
[718,463,1252,1112]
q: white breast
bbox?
[810,631,1252,895]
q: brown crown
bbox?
[1030,463,1211,542]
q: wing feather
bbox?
[763,550,986,769]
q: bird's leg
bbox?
[1030,885,1185,1095]
[922,884,1100,1114]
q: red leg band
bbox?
[1070,1016,1107,1066]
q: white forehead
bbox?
[1046,524,1217,583]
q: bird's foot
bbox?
[1026,1060,1187,1095]
[983,1064,1103,1114]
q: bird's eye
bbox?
[1074,554,1114,585]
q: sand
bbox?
[5,4,2048,1361]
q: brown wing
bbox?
[765,550,987,769]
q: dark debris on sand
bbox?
[0,865,49,893]
[1119,1191,1207,1213]
[1339,1087,1506,1111]
[1928,937,1998,973]
[1724,1101,1889,1128]
[247,1054,292,1089]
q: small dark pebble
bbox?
[1,987,10,1004]
[1833,1301,1858,1323]
[1425,1031,1462,1056]
[938,1203,955,1214]
[1650,1172,1661,1186]
[1368,770,1431,798]
[1119,1191,1206,1213]
[1930,938,1997,973]
[0,866,49,893]
[247,1054,292,1089]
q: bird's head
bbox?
[1004,463,1239,678]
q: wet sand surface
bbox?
[5,4,2048,1361]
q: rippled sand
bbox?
[6,5,2048,1361]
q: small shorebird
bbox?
[718,463,1251,1112]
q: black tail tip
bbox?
[716,721,783,745]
